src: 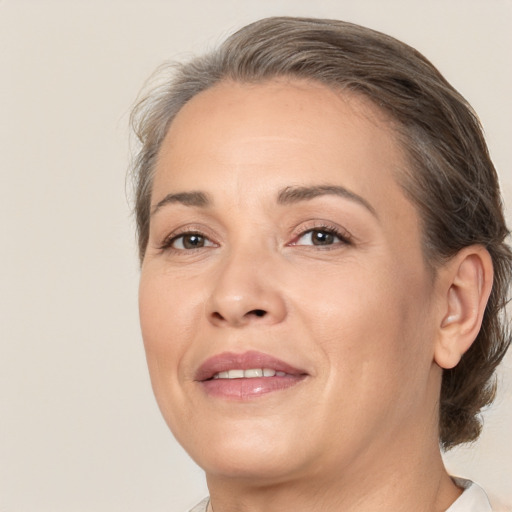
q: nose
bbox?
[206,247,287,328]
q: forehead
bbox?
[160,78,397,153]
[154,78,411,213]
[159,80,402,176]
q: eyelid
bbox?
[172,233,216,250]
[288,221,353,246]
[158,224,219,251]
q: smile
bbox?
[196,351,308,400]
[212,368,288,379]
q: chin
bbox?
[179,420,308,482]
[202,451,303,484]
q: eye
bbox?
[293,228,349,247]
[163,232,216,250]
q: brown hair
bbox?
[130,17,511,449]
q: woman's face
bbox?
[139,79,442,483]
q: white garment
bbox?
[447,478,493,512]
[188,479,494,511]
[189,497,209,512]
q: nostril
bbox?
[209,308,269,325]
[249,309,267,317]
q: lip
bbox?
[195,350,308,400]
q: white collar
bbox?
[447,478,493,512]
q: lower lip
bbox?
[200,375,306,400]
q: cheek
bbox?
[293,258,434,386]
[138,272,195,394]
[138,270,206,433]
[305,267,435,443]
[139,275,173,353]
[139,269,202,348]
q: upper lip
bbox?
[195,350,307,381]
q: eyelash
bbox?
[159,230,216,252]
[289,223,352,248]
[158,223,352,253]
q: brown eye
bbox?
[169,233,215,250]
[310,230,335,245]
[180,234,205,249]
[295,228,345,246]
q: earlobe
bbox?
[434,246,493,370]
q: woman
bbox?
[130,17,511,511]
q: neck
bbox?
[205,430,461,512]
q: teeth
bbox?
[228,369,245,379]
[244,368,263,378]
[212,368,280,379]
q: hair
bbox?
[130,17,511,449]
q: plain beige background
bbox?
[1,1,510,511]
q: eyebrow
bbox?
[151,184,377,218]
[277,185,378,217]
[151,191,211,216]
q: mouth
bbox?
[195,350,308,400]
[212,368,289,379]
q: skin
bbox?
[139,79,473,511]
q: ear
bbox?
[434,245,493,370]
